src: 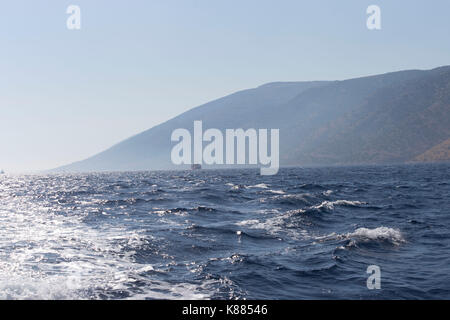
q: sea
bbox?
[0,163,449,300]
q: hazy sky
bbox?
[1,0,450,172]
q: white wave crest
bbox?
[247,183,269,189]
[267,189,285,194]
[346,227,405,244]
[315,227,406,246]
[311,200,366,210]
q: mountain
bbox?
[414,138,450,163]
[55,66,450,172]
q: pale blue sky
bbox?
[1,0,450,172]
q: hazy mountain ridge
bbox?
[55,66,450,172]
[291,66,450,165]
[414,138,450,163]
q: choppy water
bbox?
[0,164,449,300]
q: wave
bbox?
[259,193,313,206]
[315,226,405,247]
[226,183,246,191]
[247,183,269,189]
[267,189,286,195]
[298,183,327,191]
[345,227,405,245]
[236,216,309,239]
[310,200,367,211]
[93,197,172,207]
[152,208,188,216]
[153,206,217,215]
[193,206,217,212]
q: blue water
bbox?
[0,164,449,299]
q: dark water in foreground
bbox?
[0,164,449,299]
